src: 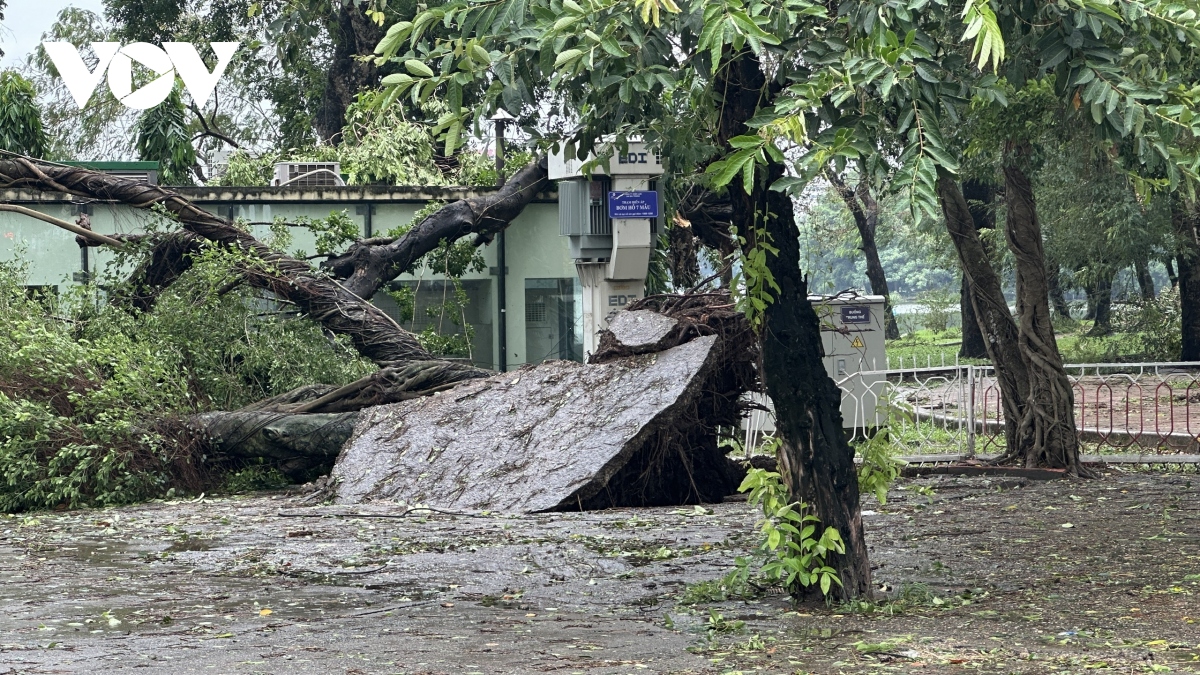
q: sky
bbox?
[0,0,106,68]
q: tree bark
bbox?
[826,169,900,339]
[315,1,384,143]
[1172,198,1200,361]
[321,158,550,299]
[958,179,995,358]
[1135,259,1156,301]
[1086,269,1114,336]
[937,173,1030,460]
[1002,142,1082,474]
[1046,256,1071,320]
[719,53,871,600]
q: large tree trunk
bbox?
[958,180,995,359]
[1046,255,1071,320]
[315,1,384,143]
[938,174,1030,459]
[1002,143,1082,474]
[1135,259,1156,301]
[719,54,871,600]
[1086,269,1114,336]
[827,170,900,339]
[1173,198,1200,361]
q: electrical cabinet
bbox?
[743,293,888,442]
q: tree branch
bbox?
[188,102,240,148]
[0,156,478,382]
[321,157,550,298]
[0,204,125,247]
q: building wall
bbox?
[0,187,573,371]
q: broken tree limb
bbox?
[190,410,360,480]
[118,231,207,311]
[0,157,478,384]
[320,157,550,298]
[0,203,126,247]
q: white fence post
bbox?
[966,364,976,459]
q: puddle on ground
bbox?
[163,537,217,553]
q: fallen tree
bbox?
[0,157,758,509]
[0,157,546,373]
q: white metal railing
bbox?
[745,361,1200,456]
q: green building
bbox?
[0,163,580,372]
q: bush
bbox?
[1062,289,1181,363]
[0,261,192,511]
[918,289,957,334]
[0,246,375,512]
[1113,289,1182,361]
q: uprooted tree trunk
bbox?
[1002,142,1083,474]
[0,157,555,466]
[2,156,764,505]
[719,52,872,600]
[321,293,759,510]
[826,168,900,339]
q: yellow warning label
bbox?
[850,335,864,349]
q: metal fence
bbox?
[831,361,1200,456]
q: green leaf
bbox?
[404,59,435,77]
[554,48,584,68]
[468,44,492,65]
[600,36,630,57]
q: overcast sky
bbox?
[1,0,106,68]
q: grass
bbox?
[886,328,987,368]
[888,324,1170,367]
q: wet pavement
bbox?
[2,471,1198,674]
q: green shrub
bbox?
[0,244,375,511]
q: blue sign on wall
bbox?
[607,191,660,219]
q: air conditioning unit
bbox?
[272,162,344,187]
[209,150,232,179]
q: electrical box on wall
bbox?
[551,138,664,356]
[813,292,887,430]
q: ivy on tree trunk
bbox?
[1002,142,1083,474]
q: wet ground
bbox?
[1,470,1198,674]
